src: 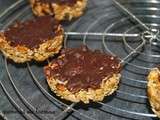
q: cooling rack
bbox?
[0,0,160,120]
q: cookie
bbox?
[0,16,64,63]
[147,67,160,117]
[44,45,122,103]
[29,0,87,21]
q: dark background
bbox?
[0,0,16,13]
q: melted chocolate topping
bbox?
[40,0,78,5]
[4,16,62,49]
[45,45,122,93]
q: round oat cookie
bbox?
[147,67,160,118]
[44,45,122,103]
[0,16,64,63]
[29,0,87,21]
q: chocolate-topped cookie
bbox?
[0,16,64,63]
[147,67,160,118]
[29,0,87,21]
[44,45,122,103]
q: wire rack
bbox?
[0,0,160,120]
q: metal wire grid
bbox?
[0,0,160,120]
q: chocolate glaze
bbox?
[45,45,122,93]
[40,0,79,5]
[4,16,62,49]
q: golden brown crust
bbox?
[46,68,120,103]
[29,0,87,21]
[0,26,64,63]
[147,68,160,117]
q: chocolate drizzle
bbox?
[4,16,62,49]
[45,45,122,93]
[40,0,78,5]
